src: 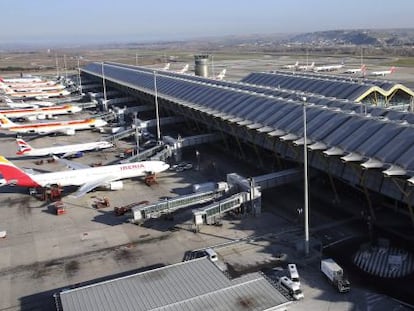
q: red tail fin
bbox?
[0,156,38,187]
[16,139,32,155]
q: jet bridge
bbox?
[132,183,229,223]
[131,169,303,225]
[193,169,304,227]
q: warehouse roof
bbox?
[59,257,290,311]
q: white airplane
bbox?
[0,79,58,89]
[344,64,367,74]
[177,64,189,74]
[0,76,42,84]
[297,62,315,71]
[15,138,113,157]
[0,115,107,135]
[313,62,344,72]
[2,83,66,93]
[282,61,299,70]
[2,97,55,108]
[162,63,170,70]
[0,155,169,197]
[0,104,82,121]
[5,88,70,100]
[369,66,396,76]
[215,69,226,80]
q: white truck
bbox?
[321,258,351,293]
[278,276,304,300]
[288,263,300,286]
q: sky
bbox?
[1,0,413,44]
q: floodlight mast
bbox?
[302,96,310,256]
[153,71,161,142]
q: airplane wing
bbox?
[53,156,90,169]
[61,151,79,158]
[71,175,118,198]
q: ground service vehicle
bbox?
[205,248,218,262]
[321,258,351,293]
[278,276,304,300]
[288,263,300,286]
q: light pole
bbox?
[195,150,200,170]
[302,96,310,256]
[134,112,139,156]
[77,57,82,95]
[153,71,161,143]
[102,62,107,111]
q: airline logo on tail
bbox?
[0,115,14,127]
[0,156,39,187]
[16,139,32,155]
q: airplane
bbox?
[5,88,71,100]
[15,138,113,157]
[297,62,315,71]
[282,61,299,70]
[1,83,66,93]
[0,115,107,135]
[177,64,189,74]
[0,155,169,198]
[368,66,396,76]
[344,64,367,74]
[0,104,82,121]
[0,76,42,84]
[162,63,170,70]
[2,96,55,108]
[0,78,59,89]
[215,69,226,80]
[313,62,345,72]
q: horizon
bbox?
[2,0,414,47]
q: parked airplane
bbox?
[0,76,42,84]
[313,62,344,72]
[2,96,54,108]
[178,64,189,74]
[0,115,107,135]
[5,88,70,99]
[0,155,169,197]
[0,79,59,89]
[16,138,113,157]
[216,69,226,80]
[162,63,170,70]
[2,83,66,93]
[297,62,315,71]
[369,66,396,76]
[344,64,367,74]
[282,61,299,70]
[0,104,82,120]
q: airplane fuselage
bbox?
[18,161,169,187]
[19,141,113,156]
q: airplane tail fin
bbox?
[0,115,17,128]
[179,64,189,73]
[0,156,35,186]
[216,69,226,80]
[16,139,33,155]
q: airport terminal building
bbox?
[81,61,414,229]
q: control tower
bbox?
[194,55,209,77]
